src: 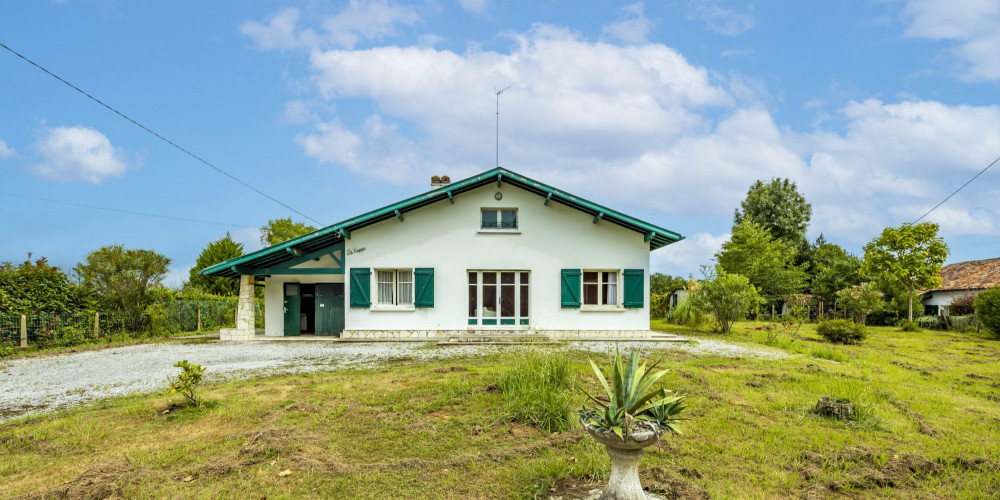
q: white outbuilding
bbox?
[200,168,684,340]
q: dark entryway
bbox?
[283,282,344,337]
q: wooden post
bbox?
[19,315,27,348]
[819,300,824,318]
[94,312,100,338]
[197,306,202,332]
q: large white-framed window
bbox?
[468,270,529,326]
[583,270,620,308]
[375,268,413,309]
[480,208,518,231]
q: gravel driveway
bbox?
[0,338,785,422]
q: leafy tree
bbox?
[0,254,95,314]
[693,266,762,334]
[74,245,171,330]
[188,233,245,296]
[260,218,316,246]
[974,287,1000,337]
[836,283,883,325]
[810,240,864,304]
[733,178,812,249]
[650,273,688,296]
[716,218,807,303]
[862,222,948,322]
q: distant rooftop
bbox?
[925,258,1000,293]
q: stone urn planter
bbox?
[582,419,665,500]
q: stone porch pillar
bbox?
[220,275,256,341]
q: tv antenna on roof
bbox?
[495,85,512,168]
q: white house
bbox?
[200,168,684,340]
[920,257,1000,316]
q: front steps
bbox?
[436,331,689,345]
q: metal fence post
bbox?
[20,315,27,348]
[94,312,100,338]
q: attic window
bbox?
[481,208,518,230]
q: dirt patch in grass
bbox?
[799,445,941,497]
[18,457,147,500]
[432,366,469,373]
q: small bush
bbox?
[495,352,573,432]
[0,343,15,357]
[949,293,977,316]
[670,296,707,328]
[898,319,922,332]
[817,319,868,344]
[168,360,205,406]
[975,287,1000,337]
[916,315,943,330]
[946,314,980,332]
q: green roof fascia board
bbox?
[201,167,683,277]
[270,241,344,270]
[233,267,344,276]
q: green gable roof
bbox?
[201,167,684,278]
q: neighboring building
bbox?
[920,258,1000,316]
[668,289,690,309]
[201,167,684,340]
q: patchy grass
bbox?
[2,322,1000,499]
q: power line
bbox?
[0,191,258,229]
[0,41,325,227]
[912,154,1000,224]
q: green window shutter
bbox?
[561,269,581,308]
[349,268,371,308]
[414,268,435,308]
[623,269,644,309]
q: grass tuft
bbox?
[810,345,848,362]
[494,350,574,432]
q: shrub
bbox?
[169,360,205,406]
[693,266,762,334]
[496,352,573,432]
[670,296,706,328]
[916,315,942,330]
[949,293,977,316]
[975,287,1000,337]
[0,343,15,357]
[946,314,980,332]
[578,349,686,438]
[143,302,181,336]
[898,319,921,332]
[816,319,868,344]
[835,282,883,325]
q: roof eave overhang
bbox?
[200,167,683,278]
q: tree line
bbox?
[0,218,316,331]
[653,178,951,329]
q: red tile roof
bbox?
[926,258,1000,293]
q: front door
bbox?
[315,283,345,336]
[283,283,301,336]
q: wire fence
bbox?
[0,299,264,351]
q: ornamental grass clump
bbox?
[496,352,573,432]
[577,349,686,439]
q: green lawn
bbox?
[2,321,999,499]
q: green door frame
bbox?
[283,283,301,336]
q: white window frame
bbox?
[373,268,415,311]
[468,270,530,328]
[479,208,520,233]
[582,269,624,311]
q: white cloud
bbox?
[240,1,419,51]
[901,0,1000,81]
[0,140,14,159]
[163,265,190,288]
[31,126,134,184]
[247,15,1000,249]
[457,0,489,15]
[231,227,265,252]
[685,1,757,36]
[651,232,730,276]
[602,2,655,44]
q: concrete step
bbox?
[437,333,559,346]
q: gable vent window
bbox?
[481,208,518,230]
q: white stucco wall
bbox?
[921,290,979,315]
[262,182,656,335]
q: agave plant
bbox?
[578,348,686,439]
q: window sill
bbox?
[581,306,626,312]
[371,306,416,312]
[478,229,520,234]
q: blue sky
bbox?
[1,0,998,285]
